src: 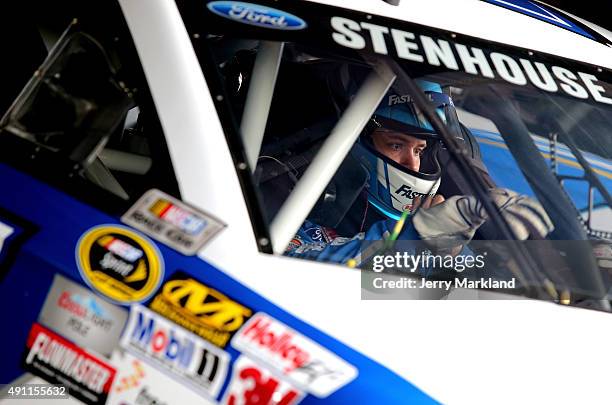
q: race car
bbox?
[0,0,611,404]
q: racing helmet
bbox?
[351,80,461,219]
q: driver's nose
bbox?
[398,150,420,172]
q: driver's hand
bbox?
[412,188,554,241]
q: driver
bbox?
[285,81,553,263]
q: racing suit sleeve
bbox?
[284,219,420,264]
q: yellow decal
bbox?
[150,273,251,347]
[77,225,164,304]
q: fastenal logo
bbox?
[207,1,307,30]
[76,225,164,305]
[388,94,413,106]
[232,313,357,398]
[395,184,429,200]
[120,305,229,398]
[149,271,252,347]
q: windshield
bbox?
[439,74,612,237]
[187,0,612,310]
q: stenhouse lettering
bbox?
[330,16,612,105]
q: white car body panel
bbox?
[118,0,610,403]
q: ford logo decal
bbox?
[207,1,307,30]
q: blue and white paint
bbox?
[483,0,595,40]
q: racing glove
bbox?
[412,188,554,241]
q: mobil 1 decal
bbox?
[38,274,128,357]
[148,271,252,348]
[22,323,116,405]
[232,313,357,398]
[119,305,229,399]
[327,15,612,106]
[122,189,225,256]
[76,224,164,305]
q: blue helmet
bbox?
[351,80,460,219]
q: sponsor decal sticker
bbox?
[149,271,252,348]
[108,350,217,405]
[304,227,325,243]
[38,274,128,357]
[303,226,339,244]
[207,1,307,30]
[232,313,357,398]
[149,200,205,235]
[112,356,145,393]
[222,355,303,405]
[395,184,431,200]
[22,323,117,405]
[119,305,229,399]
[122,189,226,256]
[286,237,303,253]
[76,224,164,305]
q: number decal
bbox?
[223,356,303,405]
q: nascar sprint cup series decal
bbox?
[23,323,117,405]
[148,271,252,348]
[76,224,164,305]
[122,189,225,256]
[232,313,357,398]
[119,305,229,399]
[207,1,307,30]
[38,274,128,357]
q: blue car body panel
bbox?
[0,162,437,404]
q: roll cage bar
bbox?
[230,26,608,309]
[238,41,397,253]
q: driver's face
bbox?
[371,129,426,172]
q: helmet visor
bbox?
[375,89,463,140]
[424,91,463,139]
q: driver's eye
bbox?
[389,143,404,152]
